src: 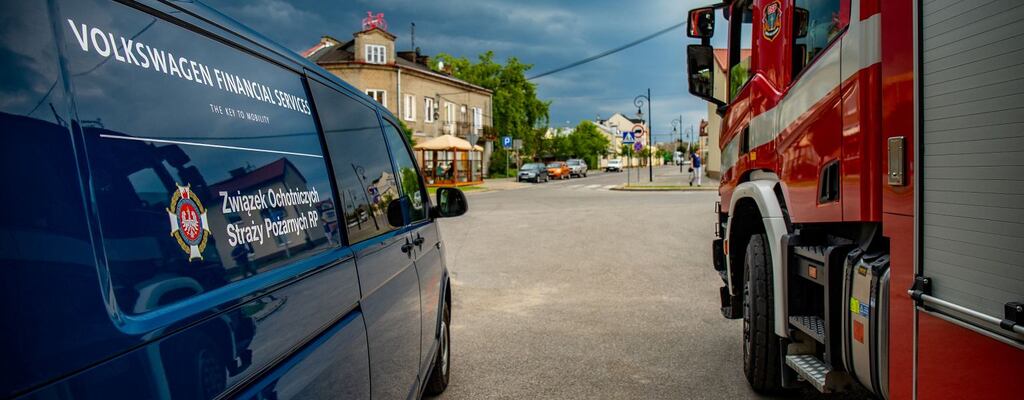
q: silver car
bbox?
[567,159,588,177]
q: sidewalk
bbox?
[477,177,529,192]
[611,166,719,191]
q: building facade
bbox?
[596,113,663,167]
[304,21,494,171]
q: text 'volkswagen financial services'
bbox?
[0,1,469,398]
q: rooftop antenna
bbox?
[411,22,416,51]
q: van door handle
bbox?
[413,236,425,247]
[401,241,414,253]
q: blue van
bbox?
[0,1,467,398]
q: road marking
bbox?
[602,185,616,190]
[585,184,601,189]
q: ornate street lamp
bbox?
[634,88,652,182]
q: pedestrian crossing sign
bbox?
[622,131,636,144]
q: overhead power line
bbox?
[527,21,685,80]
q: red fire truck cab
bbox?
[686,0,1024,398]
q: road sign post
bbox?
[634,141,644,182]
[502,136,512,177]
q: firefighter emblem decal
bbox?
[167,184,210,261]
[763,1,782,40]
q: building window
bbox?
[366,89,386,107]
[445,102,455,124]
[472,107,483,134]
[403,94,416,121]
[365,44,386,64]
[424,97,436,123]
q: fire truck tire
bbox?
[742,233,781,393]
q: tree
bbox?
[432,51,550,161]
[566,121,611,167]
[398,119,416,147]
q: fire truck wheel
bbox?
[742,233,781,393]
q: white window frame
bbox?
[424,97,436,123]
[366,89,386,107]
[472,107,483,134]
[403,94,416,121]
[365,44,386,64]
[445,102,455,123]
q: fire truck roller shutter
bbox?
[920,0,1024,342]
[726,172,791,337]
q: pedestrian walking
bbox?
[689,153,703,186]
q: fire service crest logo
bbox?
[763,1,782,41]
[167,184,210,261]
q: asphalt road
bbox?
[429,166,859,399]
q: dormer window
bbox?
[366,44,387,64]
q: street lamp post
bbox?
[634,88,652,182]
[671,115,684,173]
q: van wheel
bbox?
[424,299,451,395]
[742,233,781,393]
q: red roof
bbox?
[713,49,752,72]
[210,158,292,194]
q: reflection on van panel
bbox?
[1,0,457,399]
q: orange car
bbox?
[546,161,571,180]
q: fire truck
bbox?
[685,0,1024,398]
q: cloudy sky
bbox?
[202,0,712,143]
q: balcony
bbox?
[442,121,493,141]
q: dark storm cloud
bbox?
[200,0,712,141]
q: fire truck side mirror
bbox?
[793,7,810,38]
[687,7,715,39]
[687,44,725,108]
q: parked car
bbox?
[518,163,549,183]
[567,159,589,177]
[605,159,623,172]
[1,1,466,399]
[546,161,571,180]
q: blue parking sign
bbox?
[502,136,512,149]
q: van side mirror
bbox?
[793,7,810,38]
[687,44,725,107]
[687,7,715,39]
[433,187,467,218]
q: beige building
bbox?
[304,24,494,169]
[596,113,664,167]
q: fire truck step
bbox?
[789,315,826,343]
[785,354,832,393]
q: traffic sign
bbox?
[634,142,643,152]
[502,136,512,149]
[632,123,646,138]
[622,131,636,144]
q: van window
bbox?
[792,0,844,77]
[309,80,400,243]
[382,121,427,222]
[61,0,338,314]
